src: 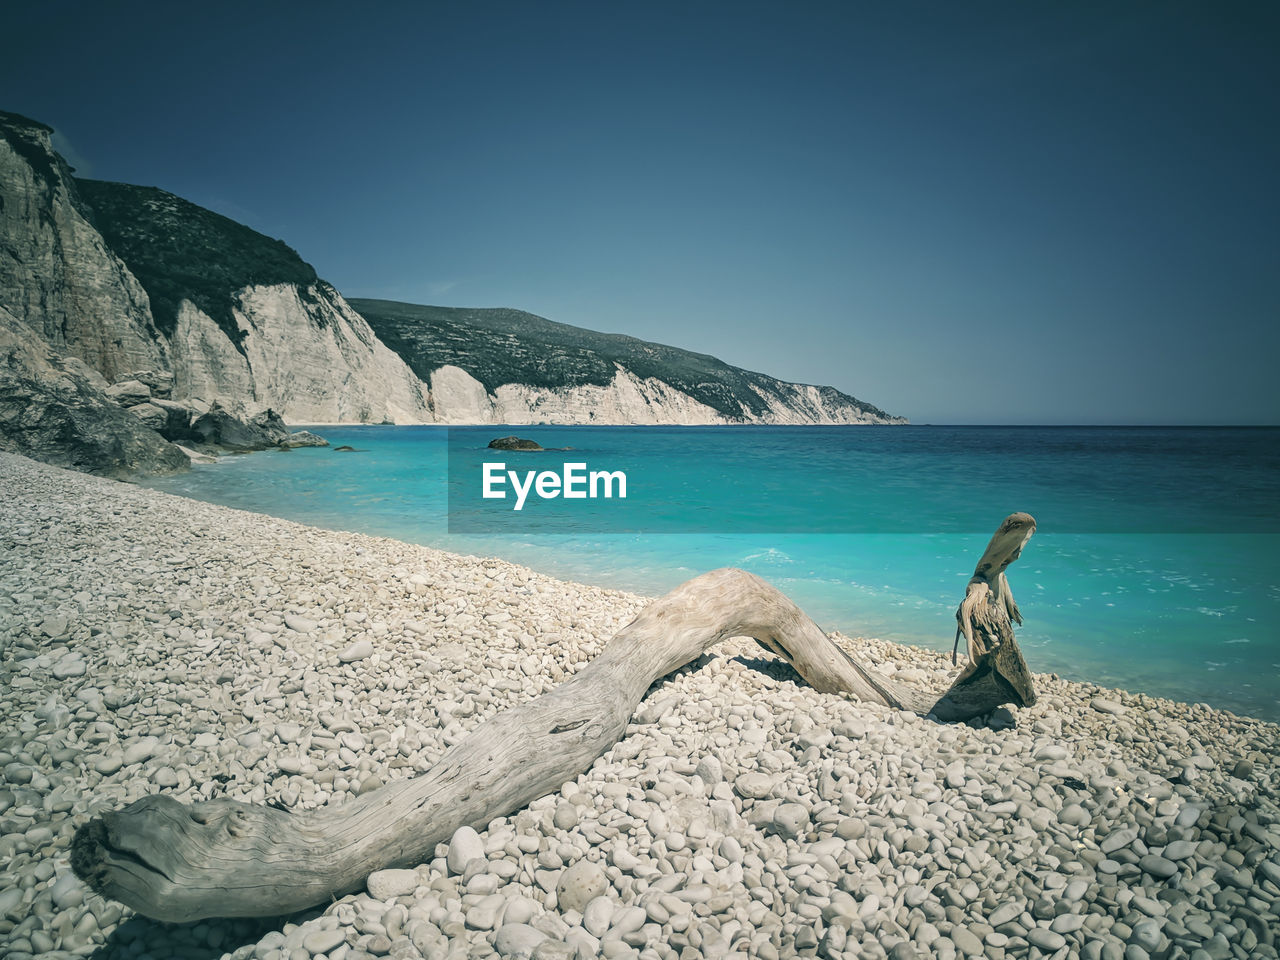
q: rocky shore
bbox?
[0,451,1277,960]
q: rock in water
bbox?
[185,402,282,451]
[249,409,291,445]
[281,430,329,448]
[176,444,217,464]
[488,436,544,451]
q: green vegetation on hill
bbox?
[349,299,893,422]
[75,179,319,349]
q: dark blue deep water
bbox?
[143,426,1280,721]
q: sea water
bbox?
[142,426,1280,721]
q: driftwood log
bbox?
[72,513,1038,922]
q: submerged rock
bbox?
[175,444,217,464]
[488,436,544,451]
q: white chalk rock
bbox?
[339,639,374,663]
[447,825,485,874]
[556,859,607,913]
[367,868,419,900]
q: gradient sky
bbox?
[4,2,1277,423]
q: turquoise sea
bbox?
[142,426,1280,722]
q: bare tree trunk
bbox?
[72,514,1038,922]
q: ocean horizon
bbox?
[142,423,1280,722]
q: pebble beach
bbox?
[1,450,1277,960]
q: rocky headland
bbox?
[0,451,1276,960]
[0,109,904,480]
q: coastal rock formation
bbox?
[488,436,545,451]
[0,107,904,478]
[77,180,433,425]
[0,112,167,382]
[281,430,329,448]
[353,299,907,425]
[162,283,431,423]
[493,368,728,425]
[0,115,429,428]
[0,307,188,477]
[178,403,286,451]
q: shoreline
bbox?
[289,422,911,428]
[1,451,1277,959]
[156,423,1280,723]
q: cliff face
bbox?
[0,108,904,455]
[426,363,727,424]
[0,120,431,426]
[166,284,429,422]
[0,112,166,381]
[352,299,906,425]
[76,179,432,424]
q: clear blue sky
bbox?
[4,2,1277,423]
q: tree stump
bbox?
[72,514,1039,921]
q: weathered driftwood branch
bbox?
[950,511,1038,707]
[72,514,1038,922]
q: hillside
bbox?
[76,179,320,348]
[350,299,898,423]
[0,104,903,481]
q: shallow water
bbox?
[142,425,1280,721]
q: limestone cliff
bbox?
[0,121,430,424]
[0,108,904,440]
[0,112,166,381]
[427,364,726,424]
[76,179,431,423]
[165,284,429,423]
[352,300,907,425]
